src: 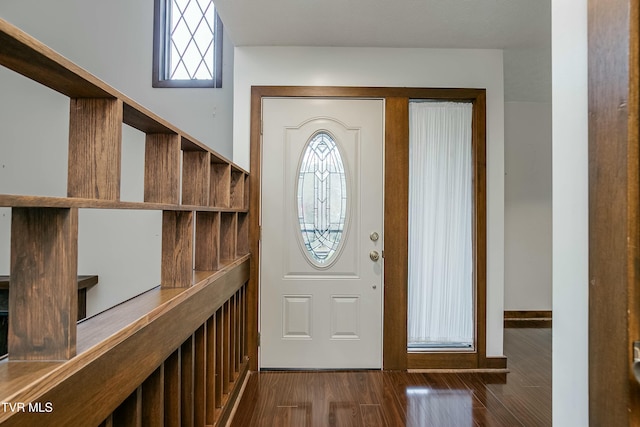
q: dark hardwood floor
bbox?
[231,328,551,426]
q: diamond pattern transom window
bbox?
[169,0,215,80]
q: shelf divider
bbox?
[161,211,194,288]
[9,207,78,360]
[68,98,123,200]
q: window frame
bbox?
[152,0,223,88]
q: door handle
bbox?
[369,251,380,262]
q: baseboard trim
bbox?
[504,310,552,328]
[484,356,508,369]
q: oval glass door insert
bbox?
[297,131,348,266]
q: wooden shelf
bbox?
[0,194,248,212]
[0,275,98,291]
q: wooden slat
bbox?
[237,288,243,365]
[215,305,224,408]
[205,316,216,424]
[99,415,114,427]
[9,207,78,361]
[141,365,164,427]
[180,337,194,427]
[195,212,220,271]
[230,294,237,377]
[182,150,210,206]
[193,325,206,427]
[145,134,181,205]
[383,97,409,370]
[241,285,247,361]
[164,351,180,427]
[161,211,194,288]
[223,300,231,395]
[68,98,123,200]
[112,387,141,427]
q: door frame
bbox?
[588,0,640,423]
[247,86,496,370]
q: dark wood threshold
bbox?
[407,352,507,370]
[504,310,552,328]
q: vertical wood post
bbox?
[9,207,78,360]
[162,211,193,288]
[68,98,123,200]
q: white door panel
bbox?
[260,98,384,369]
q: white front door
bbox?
[260,98,384,369]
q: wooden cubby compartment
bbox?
[220,213,237,264]
[195,212,220,271]
[243,174,250,210]
[144,134,181,205]
[237,212,249,256]
[182,145,210,207]
[210,155,231,208]
[230,169,244,209]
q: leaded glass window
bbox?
[297,132,348,266]
[153,0,223,88]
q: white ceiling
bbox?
[214,0,551,102]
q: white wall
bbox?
[504,101,552,310]
[0,0,234,157]
[552,0,589,424]
[0,0,235,316]
[233,46,505,357]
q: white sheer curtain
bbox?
[407,101,473,348]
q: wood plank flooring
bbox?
[230,328,551,426]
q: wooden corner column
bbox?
[9,207,78,360]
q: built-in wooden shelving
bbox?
[0,16,250,426]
